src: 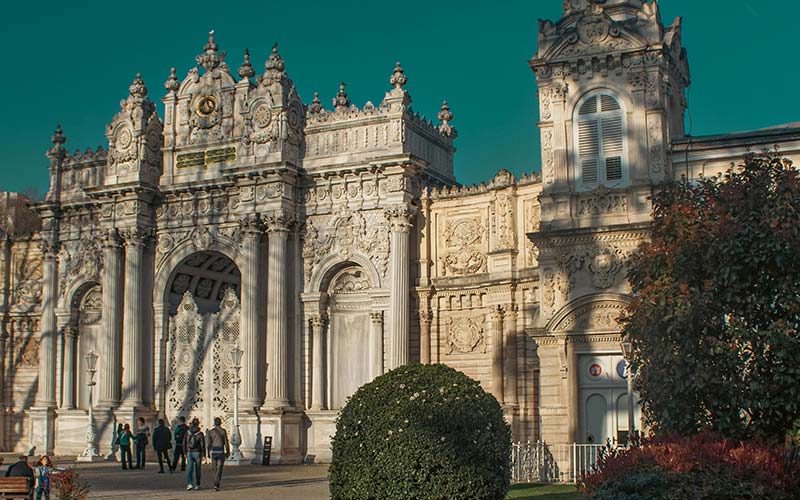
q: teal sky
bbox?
[0,0,797,196]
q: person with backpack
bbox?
[118,424,134,470]
[206,417,231,491]
[134,417,151,469]
[171,416,190,473]
[152,418,172,473]
[183,418,206,490]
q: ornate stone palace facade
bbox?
[2,0,799,461]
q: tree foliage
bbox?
[623,154,800,442]
[329,363,511,500]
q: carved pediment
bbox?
[549,296,630,333]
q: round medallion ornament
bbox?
[196,95,218,117]
[117,128,132,149]
[287,102,302,129]
[253,103,272,128]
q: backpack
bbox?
[137,431,148,445]
[187,431,203,451]
[176,424,188,443]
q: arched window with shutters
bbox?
[573,91,628,191]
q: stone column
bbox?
[387,206,413,369]
[369,312,384,378]
[99,230,122,407]
[62,326,78,409]
[489,306,504,404]
[121,230,146,408]
[503,304,518,405]
[265,211,291,410]
[153,303,167,416]
[36,241,59,408]
[310,315,325,411]
[239,216,262,409]
[418,310,432,365]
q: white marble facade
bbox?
[2,0,800,461]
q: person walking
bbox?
[4,455,34,496]
[170,416,190,473]
[152,418,172,473]
[184,419,206,490]
[206,417,231,491]
[118,423,134,470]
[34,456,53,500]
[134,417,151,469]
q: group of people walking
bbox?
[114,416,231,491]
[4,455,54,500]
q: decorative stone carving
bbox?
[587,250,622,289]
[648,113,664,174]
[439,217,487,276]
[17,337,40,367]
[578,188,628,216]
[191,225,213,251]
[57,237,103,297]
[551,299,628,333]
[491,192,516,250]
[446,315,486,354]
[78,285,102,325]
[330,268,372,294]
[525,201,541,268]
[542,129,554,185]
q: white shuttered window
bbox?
[574,92,627,191]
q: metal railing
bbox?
[512,441,608,484]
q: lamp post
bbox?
[78,350,100,462]
[620,338,635,446]
[228,345,244,464]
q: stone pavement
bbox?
[3,459,330,500]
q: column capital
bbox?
[101,228,122,249]
[418,310,432,325]
[265,209,295,234]
[39,239,59,258]
[489,305,504,323]
[310,314,328,328]
[385,205,416,233]
[62,324,78,339]
[503,303,518,321]
[238,214,264,237]
[120,228,151,247]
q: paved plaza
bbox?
[1,460,330,500]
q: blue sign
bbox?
[617,360,627,379]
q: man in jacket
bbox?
[206,417,231,491]
[134,417,151,469]
[152,419,172,473]
[4,455,34,494]
[170,416,189,472]
[183,419,206,490]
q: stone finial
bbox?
[196,29,227,72]
[238,48,255,80]
[51,124,66,147]
[308,92,322,115]
[164,67,180,93]
[438,101,456,137]
[265,43,286,74]
[129,73,148,99]
[390,61,407,89]
[333,82,350,110]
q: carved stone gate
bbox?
[165,288,240,426]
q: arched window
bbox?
[574,91,627,191]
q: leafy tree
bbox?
[623,154,800,442]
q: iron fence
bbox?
[511,441,608,484]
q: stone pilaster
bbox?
[369,312,384,378]
[503,304,518,405]
[99,230,123,407]
[62,325,78,409]
[239,216,262,409]
[36,240,59,408]
[121,229,146,408]
[153,303,167,417]
[310,315,325,411]
[419,310,432,365]
[265,211,292,410]
[387,206,413,369]
[489,305,504,404]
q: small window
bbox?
[574,92,628,191]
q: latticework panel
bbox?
[167,291,207,420]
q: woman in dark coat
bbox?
[152,418,173,473]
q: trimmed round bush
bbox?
[329,363,511,500]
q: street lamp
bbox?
[620,337,635,446]
[228,345,244,464]
[78,350,100,462]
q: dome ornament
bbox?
[389,61,407,89]
[238,48,255,80]
[196,29,227,72]
[333,82,350,110]
[51,124,66,147]
[129,73,148,99]
[164,67,180,93]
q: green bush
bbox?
[329,363,511,500]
